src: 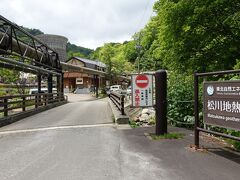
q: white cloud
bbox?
[0,0,155,49]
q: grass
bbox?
[226,139,240,151]
[129,120,140,128]
[150,132,185,140]
[98,93,107,98]
[91,93,107,98]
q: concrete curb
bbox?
[107,98,129,124]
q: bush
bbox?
[167,72,195,127]
[129,120,140,128]
[226,130,240,151]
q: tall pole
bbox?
[155,70,167,135]
[47,74,53,103]
[96,75,99,98]
[136,33,141,73]
[57,75,61,93]
[61,73,64,94]
[194,72,199,148]
[37,74,41,93]
[36,74,41,108]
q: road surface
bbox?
[0,94,239,180]
[0,94,164,180]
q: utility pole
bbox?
[136,33,141,73]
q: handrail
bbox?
[0,92,63,99]
[0,93,66,117]
[109,92,125,115]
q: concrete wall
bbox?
[36,34,68,62]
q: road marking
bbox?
[0,123,115,135]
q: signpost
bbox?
[194,70,240,148]
[155,70,167,135]
[204,81,240,131]
[131,71,167,135]
[131,74,153,107]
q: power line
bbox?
[136,0,153,32]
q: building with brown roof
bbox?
[63,57,107,93]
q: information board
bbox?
[204,81,240,131]
[131,74,153,107]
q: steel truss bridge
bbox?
[0,15,65,125]
[0,15,63,92]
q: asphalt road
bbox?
[0,94,165,180]
[0,94,113,131]
[0,94,239,180]
[0,126,167,180]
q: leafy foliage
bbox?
[227,131,240,151]
[129,120,140,128]
[22,26,44,36]
[0,69,29,94]
[167,72,195,127]
[66,43,93,58]
[91,42,134,84]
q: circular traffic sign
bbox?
[135,74,149,88]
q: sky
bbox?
[0,0,155,49]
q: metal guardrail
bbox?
[109,92,125,115]
[0,93,66,118]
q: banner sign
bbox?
[204,81,240,130]
[131,74,153,107]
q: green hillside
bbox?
[66,42,93,58]
[21,26,44,36]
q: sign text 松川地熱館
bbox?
[204,81,240,131]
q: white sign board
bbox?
[76,78,83,84]
[131,74,153,107]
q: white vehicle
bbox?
[29,88,57,94]
[110,85,121,93]
[127,86,131,95]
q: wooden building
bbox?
[63,57,106,93]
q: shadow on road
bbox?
[207,147,240,164]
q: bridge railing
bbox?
[109,92,125,115]
[0,93,67,118]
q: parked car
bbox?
[127,86,131,95]
[110,85,121,93]
[106,87,110,95]
[29,88,57,95]
[107,85,122,95]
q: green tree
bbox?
[94,43,134,84]
[152,0,240,73]
[67,51,86,59]
[0,69,28,94]
[66,43,93,58]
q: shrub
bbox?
[167,72,195,127]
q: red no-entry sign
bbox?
[135,75,149,88]
[132,74,153,107]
